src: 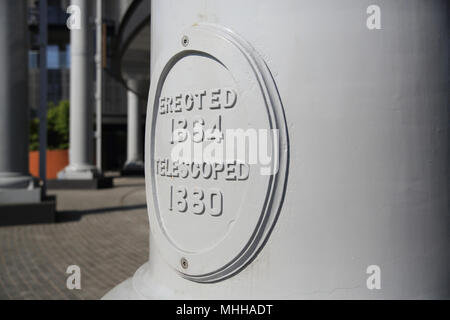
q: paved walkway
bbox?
[0,176,149,300]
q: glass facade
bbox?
[28,46,70,70]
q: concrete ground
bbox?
[0,176,149,300]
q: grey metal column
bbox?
[59,0,98,180]
[95,0,103,171]
[39,0,48,192]
[0,0,40,204]
[123,80,144,173]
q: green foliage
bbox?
[29,100,70,151]
[47,100,70,150]
[29,117,40,151]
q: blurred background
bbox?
[26,0,149,172]
[0,0,151,299]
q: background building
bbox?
[26,0,149,171]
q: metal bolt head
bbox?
[181,35,189,47]
[181,257,188,269]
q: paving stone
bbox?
[0,177,149,300]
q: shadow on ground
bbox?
[56,204,147,223]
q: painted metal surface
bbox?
[146,25,289,283]
[105,0,450,299]
[124,79,145,171]
[59,0,98,180]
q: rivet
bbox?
[181,35,189,47]
[181,257,189,269]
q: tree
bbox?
[29,100,70,151]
